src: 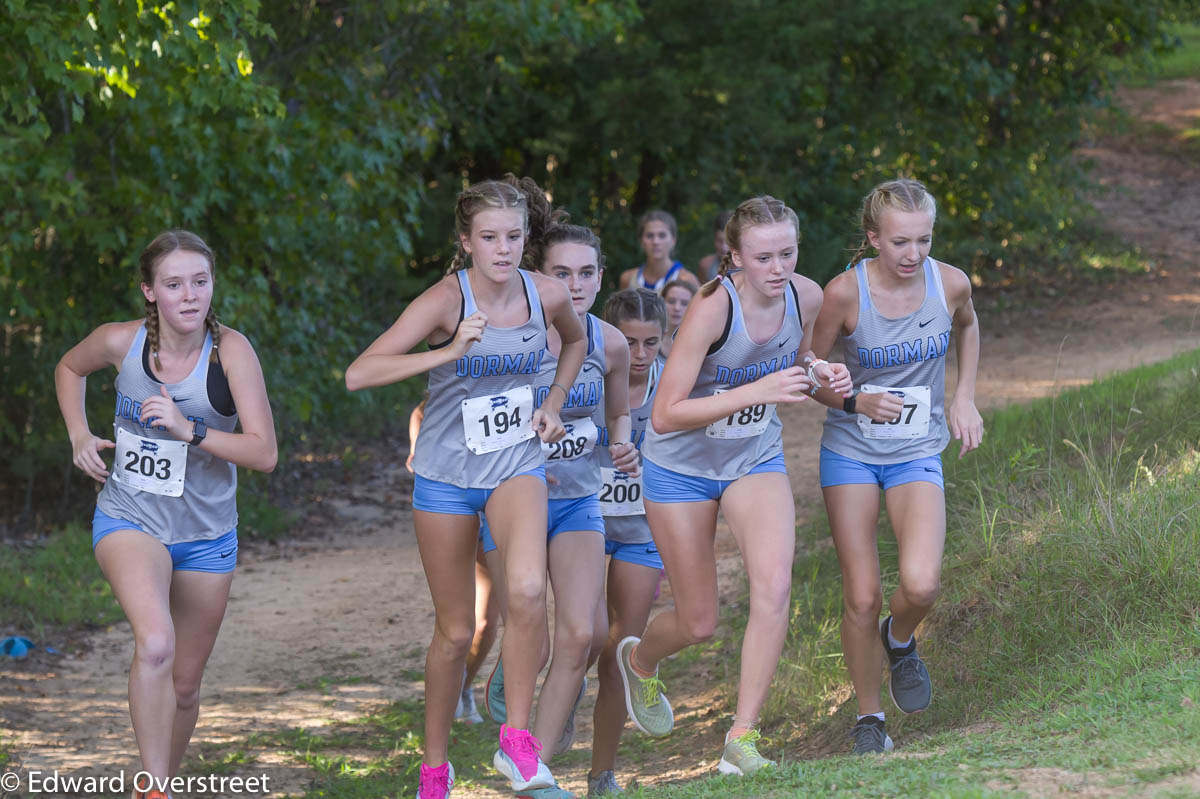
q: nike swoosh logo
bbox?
[521,333,538,342]
[636,415,648,422]
[777,338,790,348]
[582,364,597,372]
[918,319,934,328]
[219,549,235,558]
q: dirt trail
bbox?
[2,82,1198,798]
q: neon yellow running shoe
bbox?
[615,636,673,736]
[717,729,776,775]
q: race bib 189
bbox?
[598,467,644,516]
[462,386,536,455]
[111,425,188,497]
[541,417,598,462]
[856,384,932,440]
[706,388,775,439]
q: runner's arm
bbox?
[180,329,278,472]
[944,264,983,456]
[600,321,636,473]
[55,321,141,483]
[345,279,465,390]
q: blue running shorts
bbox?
[819,447,944,491]
[643,453,787,503]
[605,538,664,570]
[480,493,604,553]
[91,508,238,574]
[413,466,546,516]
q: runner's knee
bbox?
[844,590,883,624]
[133,629,175,671]
[680,606,718,644]
[899,577,940,609]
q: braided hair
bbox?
[139,230,220,371]
[698,196,800,298]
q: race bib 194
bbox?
[462,386,536,455]
[111,425,188,497]
[541,417,598,462]
[598,467,644,516]
[856,384,932,440]
[706,388,775,439]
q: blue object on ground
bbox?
[1,636,34,659]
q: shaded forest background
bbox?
[3,0,1197,525]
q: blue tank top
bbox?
[636,261,685,293]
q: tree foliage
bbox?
[1,0,1193,523]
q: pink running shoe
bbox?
[493,724,554,791]
[416,761,454,799]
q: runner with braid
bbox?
[55,230,277,799]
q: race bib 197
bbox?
[705,388,775,439]
[111,425,188,497]
[856,384,932,440]
[598,467,644,516]
[541,417,598,462]
[462,386,536,455]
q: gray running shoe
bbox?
[555,675,587,754]
[587,770,622,796]
[459,682,483,724]
[849,716,894,754]
[615,636,674,737]
[486,657,506,724]
[716,729,776,775]
[880,617,932,714]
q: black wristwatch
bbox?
[190,419,208,446]
[843,392,858,414]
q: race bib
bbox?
[111,426,188,497]
[856,384,932,440]
[706,388,775,439]
[541,417,598,462]
[462,386,535,455]
[598,467,644,516]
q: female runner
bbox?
[346,176,586,799]
[480,223,637,798]
[617,210,699,292]
[54,230,277,799]
[616,197,851,774]
[587,287,668,797]
[809,178,982,754]
[658,279,696,363]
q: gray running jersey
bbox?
[96,325,239,544]
[596,360,658,544]
[536,313,606,499]
[821,257,953,464]
[412,269,548,489]
[643,276,802,481]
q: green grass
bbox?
[0,523,121,635]
[636,348,1200,797]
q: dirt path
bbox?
[3,82,1198,798]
